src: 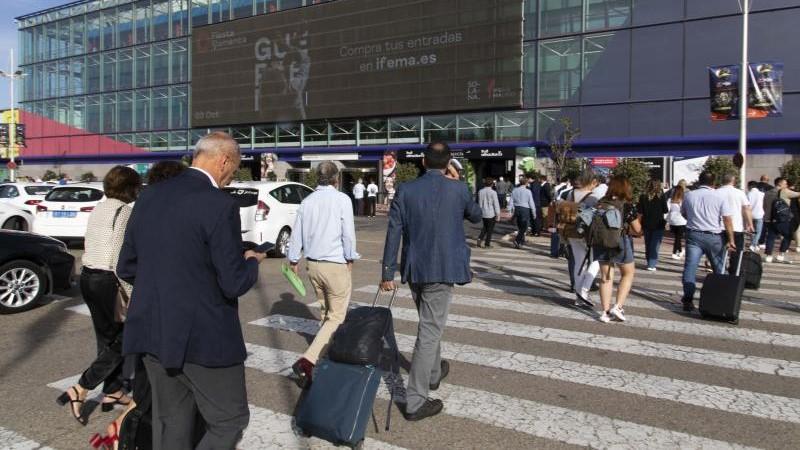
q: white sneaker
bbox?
[646,267,657,272]
[671,253,681,260]
[759,244,766,250]
[765,255,774,263]
[609,305,626,322]
[599,311,612,323]
[776,254,785,263]
[796,247,800,253]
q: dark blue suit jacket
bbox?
[382,170,482,284]
[117,169,259,369]
[529,182,542,209]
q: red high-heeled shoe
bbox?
[89,421,119,449]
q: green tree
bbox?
[42,170,59,181]
[394,162,420,185]
[303,170,318,189]
[611,158,650,199]
[702,156,738,186]
[234,168,253,181]
[548,118,580,181]
[780,159,800,188]
[80,172,97,182]
[563,158,586,182]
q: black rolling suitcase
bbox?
[699,251,745,324]
[740,250,763,290]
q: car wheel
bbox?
[0,260,46,314]
[2,216,27,231]
[273,228,291,258]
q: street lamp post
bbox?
[739,0,750,190]
[0,49,25,183]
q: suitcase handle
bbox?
[373,286,398,308]
[723,249,745,276]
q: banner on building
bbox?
[709,62,783,121]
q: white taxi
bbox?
[33,184,105,239]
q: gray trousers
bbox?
[143,355,250,450]
[406,283,453,413]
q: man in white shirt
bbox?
[288,161,360,387]
[717,173,753,269]
[592,175,608,199]
[352,178,365,216]
[366,179,379,217]
[747,180,765,251]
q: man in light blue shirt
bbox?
[508,175,537,248]
[680,171,735,311]
[287,161,360,388]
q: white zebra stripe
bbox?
[252,314,800,424]
[0,427,54,450]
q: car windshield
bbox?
[223,187,259,208]
[24,186,53,195]
[45,187,104,202]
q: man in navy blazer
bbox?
[381,141,482,422]
[118,132,266,450]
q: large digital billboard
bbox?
[191,0,523,127]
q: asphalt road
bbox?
[1,216,799,449]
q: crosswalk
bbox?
[16,238,800,448]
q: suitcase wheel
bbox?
[350,440,365,450]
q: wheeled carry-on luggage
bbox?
[699,251,745,324]
[740,250,763,290]
[296,288,400,449]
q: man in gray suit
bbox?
[380,141,482,422]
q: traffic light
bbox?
[0,124,8,147]
[14,124,25,147]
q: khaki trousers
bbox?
[304,260,352,364]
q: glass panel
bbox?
[212,0,231,23]
[58,60,70,96]
[497,111,535,140]
[583,33,614,74]
[538,37,581,106]
[45,100,57,120]
[277,122,300,146]
[536,109,562,140]
[171,38,189,82]
[45,23,58,60]
[135,0,151,44]
[58,99,71,125]
[70,57,84,96]
[423,115,457,142]
[135,89,151,131]
[152,0,170,41]
[280,0,302,10]
[169,131,188,150]
[586,0,631,31]
[101,9,116,50]
[57,20,70,58]
[523,42,536,108]
[170,85,189,129]
[254,124,275,146]
[257,0,278,14]
[87,94,102,133]
[359,118,387,144]
[44,62,58,98]
[103,52,118,91]
[135,45,151,88]
[192,0,210,27]
[33,64,44,100]
[118,91,134,132]
[34,26,44,62]
[135,132,151,149]
[303,121,328,145]
[524,0,537,39]
[171,0,188,37]
[87,12,101,53]
[191,129,207,145]
[389,116,420,143]
[231,127,251,147]
[118,4,134,47]
[103,93,117,133]
[458,113,494,142]
[330,120,356,144]
[23,63,35,101]
[152,87,169,130]
[539,0,582,37]
[152,131,169,149]
[232,0,253,18]
[71,17,85,56]
[118,48,134,89]
[86,54,102,93]
[72,96,86,129]
[152,42,169,85]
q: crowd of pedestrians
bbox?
[56,132,800,448]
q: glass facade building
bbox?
[13,0,800,162]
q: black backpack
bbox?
[773,198,793,223]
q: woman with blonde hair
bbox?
[668,185,687,259]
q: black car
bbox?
[0,230,75,314]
